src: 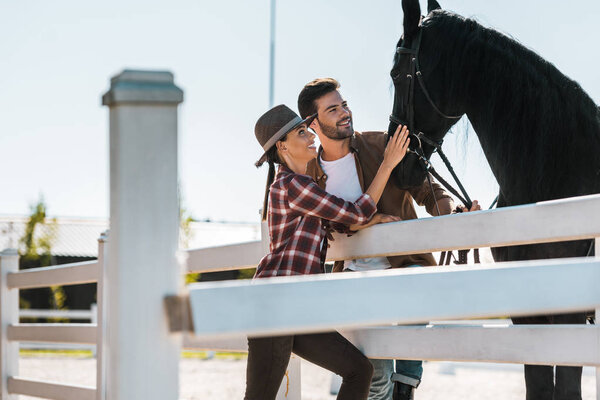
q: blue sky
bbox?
[1,1,599,223]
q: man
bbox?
[298,78,480,400]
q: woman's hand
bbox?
[364,125,410,205]
[349,213,401,231]
[382,125,410,171]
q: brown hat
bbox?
[255,104,316,166]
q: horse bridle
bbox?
[390,24,484,265]
[389,24,474,210]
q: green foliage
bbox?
[19,196,66,317]
[20,197,56,265]
[179,187,201,283]
[177,185,257,283]
[179,185,194,249]
[21,349,247,360]
[185,272,201,284]
[237,268,256,280]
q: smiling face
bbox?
[311,90,354,140]
[276,123,317,165]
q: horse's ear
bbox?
[428,0,441,13]
[402,0,421,39]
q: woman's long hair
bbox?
[256,142,285,221]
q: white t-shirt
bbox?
[320,152,391,271]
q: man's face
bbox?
[311,90,353,140]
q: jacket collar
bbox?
[316,133,359,171]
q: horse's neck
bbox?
[456,46,600,204]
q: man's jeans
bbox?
[368,359,423,400]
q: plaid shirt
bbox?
[255,165,376,278]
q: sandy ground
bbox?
[18,355,598,399]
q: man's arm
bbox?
[408,174,455,216]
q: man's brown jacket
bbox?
[306,131,454,272]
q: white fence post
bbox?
[275,355,301,400]
[1,249,19,400]
[596,237,599,400]
[102,70,183,400]
[96,232,107,400]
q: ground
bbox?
[17,353,598,399]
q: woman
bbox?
[246,104,409,400]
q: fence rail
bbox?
[20,307,96,321]
[7,377,95,400]
[327,194,600,260]
[183,193,600,269]
[187,257,600,337]
[0,245,103,400]
[8,324,97,344]
[7,261,99,289]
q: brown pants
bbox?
[244,332,373,400]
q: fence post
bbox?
[95,232,107,400]
[0,249,19,400]
[596,237,599,400]
[275,355,301,400]
[102,70,183,400]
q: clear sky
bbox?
[1,1,599,223]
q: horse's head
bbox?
[389,0,465,188]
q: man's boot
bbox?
[392,382,415,400]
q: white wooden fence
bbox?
[1,238,105,400]
[183,196,600,400]
[1,69,598,400]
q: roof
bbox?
[0,216,260,258]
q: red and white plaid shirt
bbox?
[255,165,376,278]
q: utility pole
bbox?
[269,0,276,107]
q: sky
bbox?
[1,0,599,223]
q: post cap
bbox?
[0,248,19,256]
[102,69,184,106]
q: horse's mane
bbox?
[422,10,600,202]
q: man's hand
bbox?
[349,213,401,231]
[455,199,481,213]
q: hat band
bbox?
[262,116,303,152]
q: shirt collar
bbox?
[316,133,358,166]
[314,133,358,183]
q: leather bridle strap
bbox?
[417,133,473,209]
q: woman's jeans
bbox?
[245,332,374,400]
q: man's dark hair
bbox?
[298,78,340,119]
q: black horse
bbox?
[389,0,600,398]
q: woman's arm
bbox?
[348,213,401,231]
[364,125,410,204]
[286,125,409,226]
[287,176,377,226]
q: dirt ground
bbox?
[17,355,598,399]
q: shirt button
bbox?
[323,174,327,179]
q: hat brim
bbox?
[255,113,317,166]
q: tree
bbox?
[19,196,66,316]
